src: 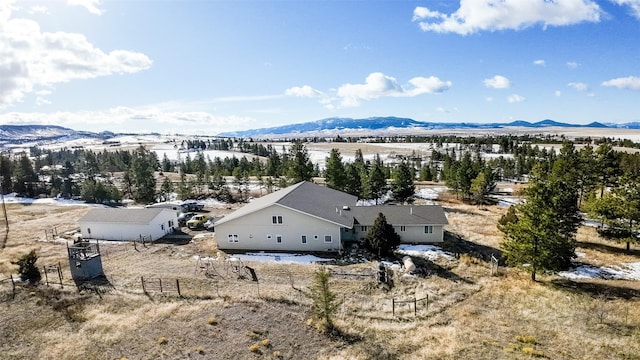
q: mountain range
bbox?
[217,117,617,137]
[1,117,639,143]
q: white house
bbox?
[215,181,357,252]
[214,182,448,252]
[349,205,448,244]
[78,208,178,242]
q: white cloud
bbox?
[555,90,562,96]
[507,94,525,103]
[336,72,451,107]
[611,0,640,19]
[533,59,546,66]
[67,0,104,16]
[602,76,640,90]
[35,97,51,106]
[285,85,323,98]
[0,3,151,108]
[484,75,510,89]
[568,82,589,91]
[485,96,494,102]
[412,1,602,35]
[28,6,48,14]
[566,61,580,69]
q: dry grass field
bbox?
[0,193,639,359]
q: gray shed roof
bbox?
[78,208,172,225]
[350,205,448,226]
[215,181,357,227]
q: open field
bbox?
[1,192,639,360]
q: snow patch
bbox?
[396,244,454,261]
[231,252,333,264]
[559,262,640,281]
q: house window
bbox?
[324,235,332,243]
[228,234,239,243]
[168,220,174,227]
[400,226,406,232]
[272,215,283,224]
[161,224,165,231]
[267,234,272,240]
[361,226,367,232]
[87,228,91,235]
[425,226,433,234]
[276,235,283,243]
[301,235,307,244]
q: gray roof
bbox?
[78,208,172,225]
[350,205,448,226]
[215,181,357,227]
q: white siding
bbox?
[216,204,343,252]
[79,209,177,241]
[353,224,444,244]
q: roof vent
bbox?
[342,206,350,211]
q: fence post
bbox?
[10,274,15,299]
[176,279,181,297]
[43,266,49,286]
[426,294,429,311]
[141,276,145,293]
[414,297,417,317]
[392,298,395,316]
[159,278,163,293]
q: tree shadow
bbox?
[576,241,640,257]
[440,231,504,263]
[74,275,115,298]
[547,278,640,300]
[155,230,193,245]
[408,255,474,284]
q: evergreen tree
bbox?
[344,163,363,199]
[391,161,415,204]
[470,168,495,205]
[307,267,340,331]
[130,146,158,203]
[13,154,38,197]
[365,154,387,204]
[365,213,401,257]
[499,164,577,281]
[286,141,314,183]
[12,250,41,284]
[324,149,346,191]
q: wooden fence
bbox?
[392,295,429,317]
[141,276,181,297]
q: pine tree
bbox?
[286,141,314,183]
[12,250,41,284]
[365,154,387,204]
[365,213,401,257]
[324,149,346,191]
[391,161,415,204]
[308,267,340,331]
[499,164,578,281]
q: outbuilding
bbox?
[78,208,178,242]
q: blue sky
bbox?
[1,0,639,134]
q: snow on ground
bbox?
[415,187,447,200]
[228,252,333,264]
[396,244,455,261]
[559,262,640,281]
[1,193,102,207]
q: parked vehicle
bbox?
[187,214,208,229]
[178,212,198,226]
[203,217,216,231]
[182,201,204,212]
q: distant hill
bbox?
[217,117,637,137]
[0,125,114,143]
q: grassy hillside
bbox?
[0,199,639,359]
